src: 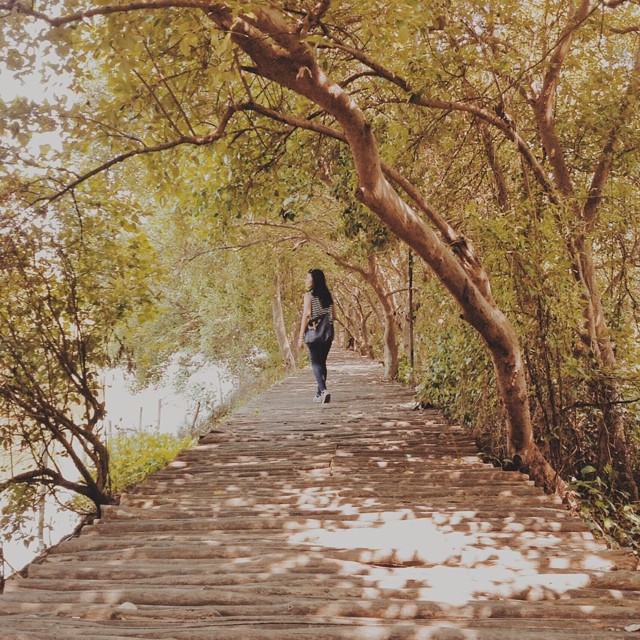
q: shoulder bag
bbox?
[304,312,334,344]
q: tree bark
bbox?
[361,255,399,380]
[271,273,296,370]
[479,123,510,212]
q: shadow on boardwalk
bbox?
[1,349,638,639]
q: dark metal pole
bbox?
[1,543,4,593]
[408,249,415,383]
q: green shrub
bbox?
[569,470,640,554]
[107,430,194,495]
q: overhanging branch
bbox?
[0,1,214,26]
[324,38,558,202]
[42,103,252,203]
[0,467,101,500]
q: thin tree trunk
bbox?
[479,123,509,212]
[361,256,399,380]
[272,273,296,370]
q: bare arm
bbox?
[297,292,312,348]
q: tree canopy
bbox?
[1,1,639,540]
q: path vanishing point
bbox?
[1,349,638,639]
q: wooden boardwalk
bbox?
[1,349,638,639]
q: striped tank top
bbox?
[310,294,333,322]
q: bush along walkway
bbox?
[1,349,638,639]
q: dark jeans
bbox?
[307,339,333,394]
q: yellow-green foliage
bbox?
[107,431,194,495]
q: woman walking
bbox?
[298,269,335,403]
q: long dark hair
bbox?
[309,268,333,308]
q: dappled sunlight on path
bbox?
[1,350,638,639]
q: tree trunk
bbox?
[272,273,296,370]
[362,258,399,381]
[380,301,399,381]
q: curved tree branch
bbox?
[296,0,330,37]
[43,103,251,202]
[533,0,593,198]
[0,1,213,26]
[0,467,108,503]
[583,37,640,228]
[323,38,558,202]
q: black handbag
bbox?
[304,313,334,344]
